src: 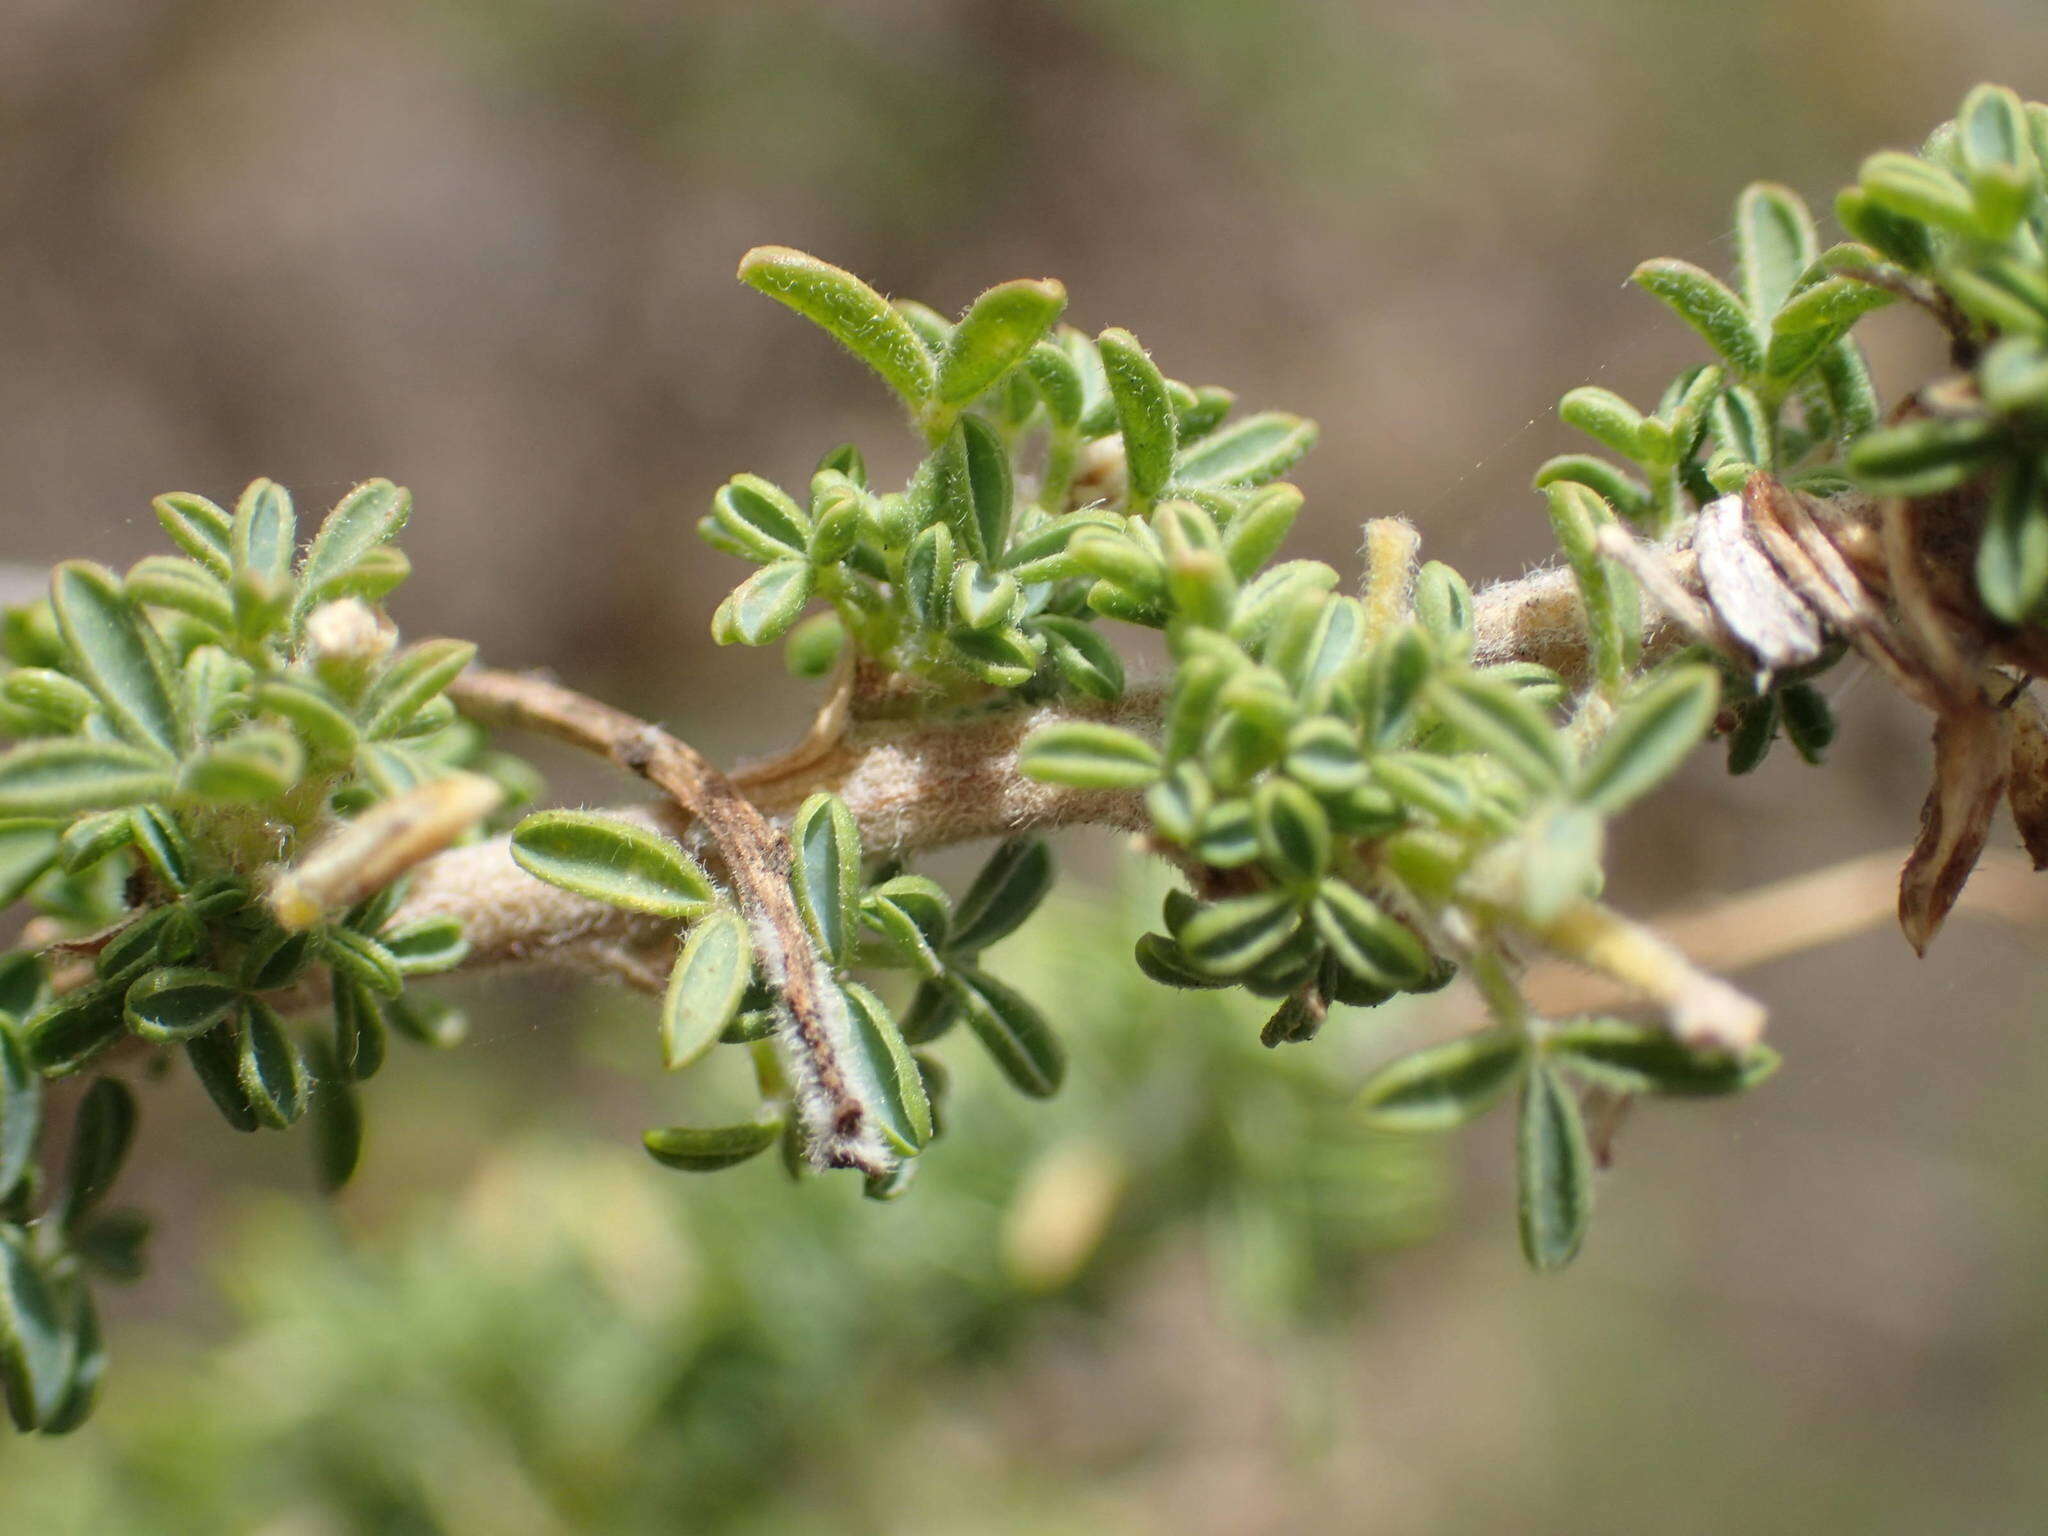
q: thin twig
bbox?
[449,669,891,1174]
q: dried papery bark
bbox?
[1693,489,1825,675]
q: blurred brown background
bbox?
[5,2,2048,1532]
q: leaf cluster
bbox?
[512,804,1062,1199]
[0,480,530,1432]
[702,249,1316,696]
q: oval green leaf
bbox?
[661,907,753,1071]
[510,811,715,919]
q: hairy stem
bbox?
[446,670,891,1173]
[397,494,1895,996]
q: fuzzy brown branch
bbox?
[445,669,890,1172]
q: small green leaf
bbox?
[358,639,477,738]
[93,910,175,988]
[904,523,957,630]
[510,811,715,919]
[0,1225,66,1431]
[254,680,359,761]
[1354,623,1434,748]
[1357,1028,1526,1131]
[947,967,1064,1098]
[1779,681,1835,764]
[1033,614,1124,701]
[1133,931,1233,990]
[738,246,935,407]
[1145,761,1211,842]
[0,1021,40,1200]
[126,805,190,892]
[864,874,951,954]
[859,889,944,975]
[1282,717,1366,793]
[945,625,1041,688]
[784,611,846,679]
[1024,341,1084,428]
[123,555,233,633]
[1551,1018,1779,1097]
[951,563,1021,631]
[951,837,1052,954]
[1429,671,1569,791]
[1312,880,1435,990]
[1725,695,1778,775]
[52,1077,134,1229]
[0,820,61,906]
[713,561,814,646]
[1172,412,1318,488]
[329,974,389,1083]
[240,926,316,991]
[897,978,960,1045]
[387,993,467,1050]
[806,488,862,564]
[1222,483,1304,578]
[1412,562,1474,654]
[25,991,125,1077]
[49,562,182,755]
[1068,528,1166,599]
[1858,150,1982,237]
[644,1117,783,1172]
[1765,277,1895,382]
[231,479,296,588]
[710,475,811,561]
[152,492,234,579]
[185,1019,259,1132]
[123,967,241,1044]
[1194,795,1260,866]
[792,792,861,964]
[1976,457,2048,623]
[306,1043,364,1194]
[1736,181,1819,323]
[957,415,1015,559]
[839,981,932,1152]
[661,907,753,1071]
[895,298,951,353]
[936,277,1067,406]
[1018,721,1161,788]
[380,915,470,975]
[1848,416,2006,497]
[73,1209,149,1285]
[1531,456,1653,522]
[1517,1061,1594,1272]
[1833,186,1935,271]
[1097,327,1178,508]
[293,479,410,625]
[1558,388,1651,462]
[1178,384,1236,440]
[1816,338,1880,439]
[236,1000,309,1129]
[177,729,303,803]
[1252,777,1330,886]
[1631,258,1763,377]
[323,926,404,998]
[1177,889,1301,978]
[1575,665,1718,813]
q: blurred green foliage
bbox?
[0,875,1447,1533]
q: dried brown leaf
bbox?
[1899,702,2011,955]
[2006,689,2048,871]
